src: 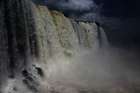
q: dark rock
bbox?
[22,69,40,93]
[33,65,44,77]
[22,79,38,93]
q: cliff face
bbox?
[0,1,99,93]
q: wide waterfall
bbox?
[0,0,140,93]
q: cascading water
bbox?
[0,0,40,92]
[0,0,140,93]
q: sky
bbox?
[44,0,140,18]
[46,0,97,12]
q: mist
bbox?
[44,37,140,92]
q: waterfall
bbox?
[0,0,108,84]
[2,1,138,93]
[0,1,104,91]
[97,25,109,48]
[0,0,43,92]
[0,0,39,85]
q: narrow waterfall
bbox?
[97,26,109,48]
